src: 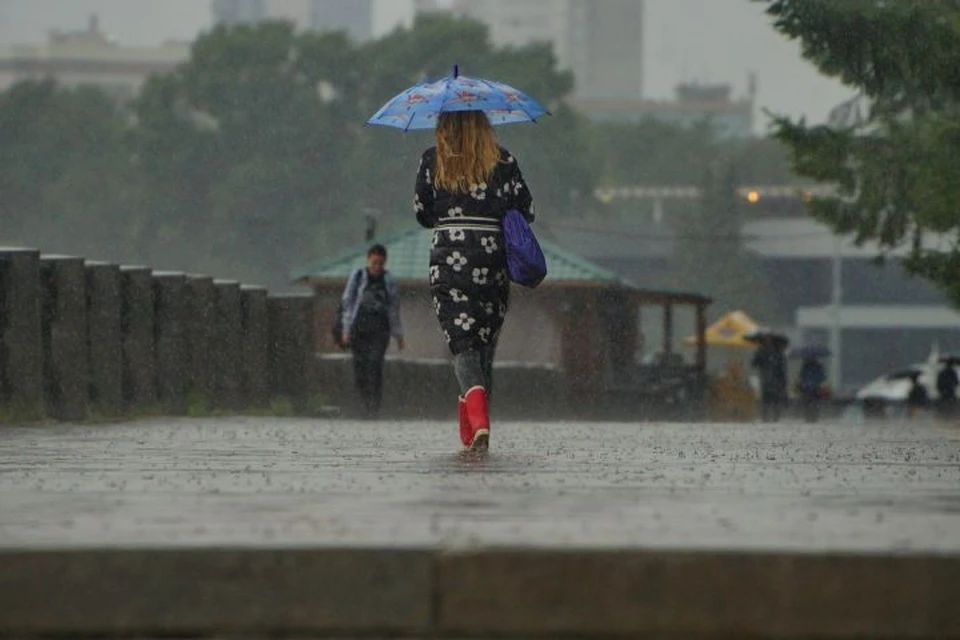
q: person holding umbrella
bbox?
[367,66,548,452]
[790,344,829,423]
[748,331,789,422]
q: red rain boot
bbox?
[458,396,471,447]
[463,386,490,451]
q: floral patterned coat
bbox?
[414,146,534,355]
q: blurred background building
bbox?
[433,0,644,102]
[212,0,374,42]
[0,13,188,98]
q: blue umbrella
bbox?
[789,343,831,359]
[366,65,550,131]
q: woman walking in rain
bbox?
[414,110,535,452]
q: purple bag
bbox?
[502,209,547,288]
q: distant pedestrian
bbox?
[751,336,788,422]
[796,356,827,423]
[906,372,929,419]
[339,244,405,418]
[936,362,958,420]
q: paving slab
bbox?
[1,418,957,551]
[0,418,958,638]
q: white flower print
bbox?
[512,179,524,196]
[483,301,495,316]
[429,265,440,283]
[448,229,465,242]
[433,296,441,314]
[505,154,516,164]
[451,289,469,303]
[469,183,488,201]
[498,302,507,318]
[431,232,439,247]
[414,193,424,212]
[472,267,490,285]
[425,167,432,185]
[447,206,464,217]
[478,327,492,343]
[480,236,498,254]
[442,329,451,343]
[454,313,476,332]
[446,251,468,272]
[494,270,507,285]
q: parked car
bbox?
[855,356,960,418]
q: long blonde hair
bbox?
[434,111,500,193]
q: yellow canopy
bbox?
[683,310,761,348]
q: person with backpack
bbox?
[414,110,535,452]
[338,244,404,419]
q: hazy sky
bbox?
[0,0,854,128]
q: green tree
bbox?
[132,21,360,287]
[351,13,595,233]
[128,14,596,284]
[763,0,960,303]
[0,80,141,260]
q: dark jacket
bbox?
[414,146,533,355]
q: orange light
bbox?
[746,191,760,204]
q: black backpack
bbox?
[331,269,362,349]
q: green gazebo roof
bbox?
[291,226,632,287]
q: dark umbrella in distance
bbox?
[744,328,790,348]
[789,343,831,360]
[938,353,960,366]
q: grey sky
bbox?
[0,0,853,127]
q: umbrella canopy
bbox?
[744,328,790,348]
[682,310,760,349]
[788,343,831,359]
[366,65,550,131]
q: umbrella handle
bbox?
[453,64,459,78]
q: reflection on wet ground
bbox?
[0,417,958,551]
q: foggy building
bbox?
[412,0,446,12]
[211,0,266,25]
[309,0,373,41]
[571,79,757,138]
[551,188,960,394]
[0,13,188,99]
[441,0,644,101]
[212,0,373,41]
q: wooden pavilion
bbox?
[292,227,711,418]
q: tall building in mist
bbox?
[442,0,644,100]
[212,0,373,41]
[212,0,265,25]
[310,0,373,41]
[0,14,188,99]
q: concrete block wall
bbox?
[0,548,957,638]
[0,249,43,420]
[0,249,318,423]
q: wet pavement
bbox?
[1,417,959,552]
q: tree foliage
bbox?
[0,13,789,297]
[0,80,140,260]
[764,0,960,303]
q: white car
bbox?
[855,361,959,402]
